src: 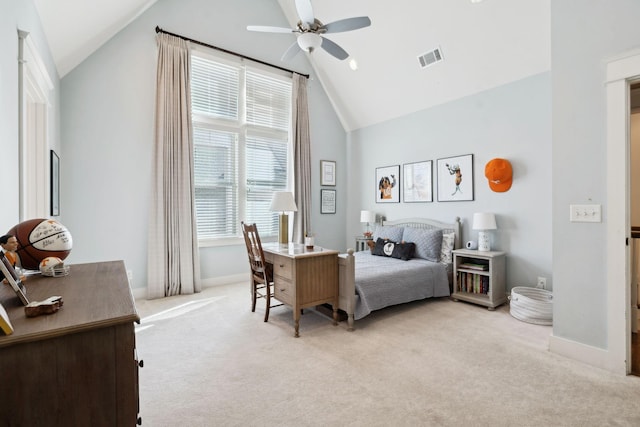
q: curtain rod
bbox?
[155,26,309,79]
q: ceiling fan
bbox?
[247,0,371,61]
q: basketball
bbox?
[8,219,73,270]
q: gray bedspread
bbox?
[353,251,450,320]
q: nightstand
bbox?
[355,236,373,252]
[451,248,506,310]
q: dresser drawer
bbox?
[274,277,294,305]
[273,257,293,280]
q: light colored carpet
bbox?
[134,283,640,427]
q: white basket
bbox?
[509,286,552,325]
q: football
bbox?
[8,219,73,270]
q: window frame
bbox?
[191,46,294,247]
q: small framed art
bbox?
[375,165,400,203]
[0,253,29,305]
[403,160,433,202]
[321,189,336,214]
[437,154,474,202]
[320,160,336,186]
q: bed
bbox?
[338,217,462,330]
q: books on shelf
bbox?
[456,271,490,294]
[459,262,488,271]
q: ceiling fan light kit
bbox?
[247,0,371,61]
[298,32,322,52]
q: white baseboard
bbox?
[200,273,247,288]
[132,273,247,301]
[549,334,625,375]
[131,287,147,300]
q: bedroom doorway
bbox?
[630,82,640,376]
[605,50,640,376]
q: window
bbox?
[191,49,293,243]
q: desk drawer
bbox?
[273,257,293,280]
[274,277,294,305]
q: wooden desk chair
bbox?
[240,222,283,322]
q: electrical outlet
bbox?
[537,276,546,289]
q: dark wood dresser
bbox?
[0,260,141,426]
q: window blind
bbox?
[191,56,239,121]
[191,51,292,241]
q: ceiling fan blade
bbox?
[281,41,302,61]
[320,37,349,60]
[322,16,372,34]
[295,0,315,28]
[247,25,293,34]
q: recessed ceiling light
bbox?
[470,0,484,3]
[349,58,358,71]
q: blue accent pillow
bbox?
[373,225,404,242]
[401,227,443,262]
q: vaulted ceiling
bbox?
[34,0,550,131]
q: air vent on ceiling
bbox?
[418,47,443,69]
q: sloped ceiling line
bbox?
[35,0,551,131]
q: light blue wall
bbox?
[347,73,552,292]
[0,0,60,231]
[7,0,640,360]
[551,0,640,350]
[60,0,347,290]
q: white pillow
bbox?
[440,232,455,264]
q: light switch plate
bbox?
[570,204,602,222]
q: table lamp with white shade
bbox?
[472,212,497,251]
[360,210,375,236]
[270,191,298,244]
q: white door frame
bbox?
[18,30,53,220]
[606,49,640,374]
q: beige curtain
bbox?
[292,74,311,243]
[147,33,201,298]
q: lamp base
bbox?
[278,213,289,244]
[478,231,491,251]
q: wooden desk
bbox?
[262,243,339,337]
[0,260,141,426]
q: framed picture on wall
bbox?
[375,165,400,203]
[320,160,336,186]
[403,160,433,202]
[0,253,29,305]
[437,154,474,202]
[321,189,336,214]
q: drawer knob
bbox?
[279,264,284,268]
